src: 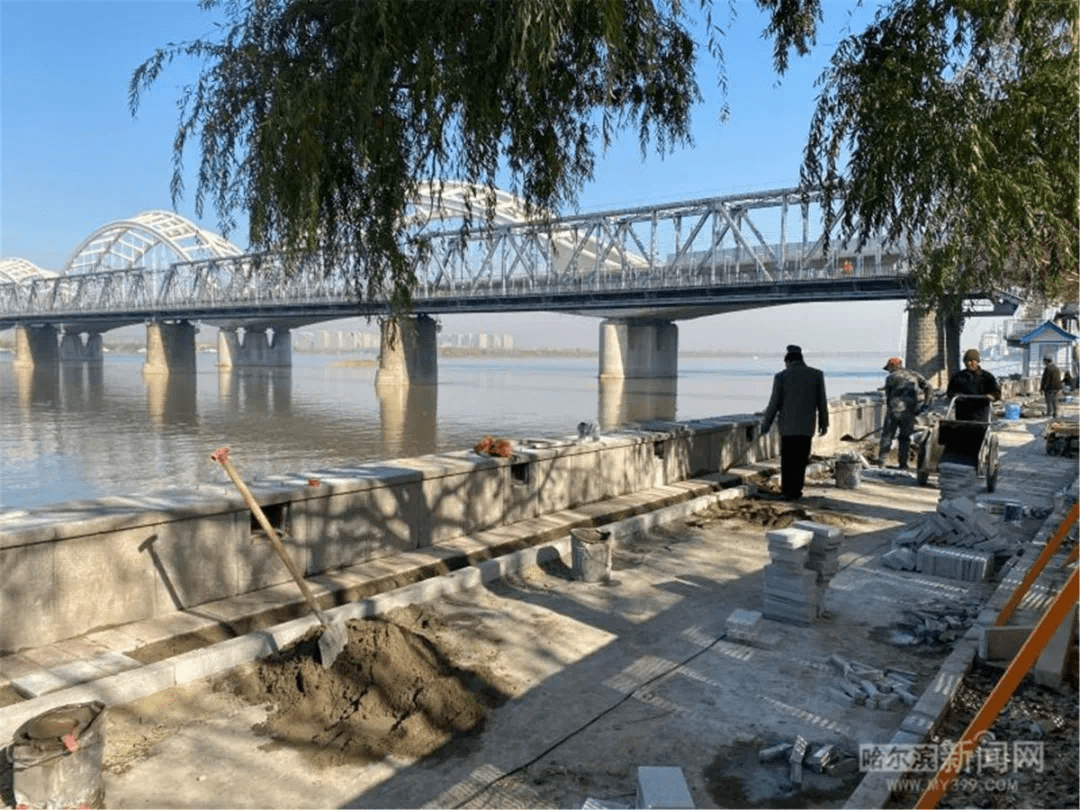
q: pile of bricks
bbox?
[882,495,1016,577]
[938,461,980,499]
[889,598,981,646]
[825,654,919,710]
[762,528,820,626]
[915,546,992,581]
[796,520,842,608]
[762,522,844,626]
[758,736,858,785]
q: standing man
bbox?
[1041,355,1063,418]
[879,357,933,470]
[946,349,1001,422]
[760,347,829,501]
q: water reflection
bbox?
[145,372,198,427]
[216,368,293,415]
[598,377,677,429]
[377,383,438,458]
[14,365,59,409]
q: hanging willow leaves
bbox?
[801,0,1078,311]
[132,0,1077,314]
[130,0,705,311]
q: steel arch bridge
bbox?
[0,185,1010,332]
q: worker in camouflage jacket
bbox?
[879,357,933,470]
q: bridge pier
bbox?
[13,325,60,370]
[904,303,964,389]
[375,315,438,387]
[905,305,946,388]
[143,321,197,376]
[598,319,678,380]
[59,331,103,363]
[217,327,292,368]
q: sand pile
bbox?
[232,617,490,767]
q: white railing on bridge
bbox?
[0,188,908,321]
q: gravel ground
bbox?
[885,660,1079,809]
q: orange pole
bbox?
[996,501,1079,626]
[916,567,1080,809]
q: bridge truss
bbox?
[0,187,913,329]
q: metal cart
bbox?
[915,394,1000,492]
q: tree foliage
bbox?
[130,0,704,310]
[132,0,1078,312]
[800,0,1079,309]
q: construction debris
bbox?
[756,736,860,786]
[887,597,982,646]
[825,654,919,710]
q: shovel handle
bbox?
[212,448,328,624]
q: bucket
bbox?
[834,459,861,489]
[9,701,107,810]
[1004,402,1021,421]
[1003,502,1023,523]
[570,528,613,583]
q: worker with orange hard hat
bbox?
[880,356,933,470]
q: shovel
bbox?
[211,447,348,668]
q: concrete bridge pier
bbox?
[904,304,964,389]
[59,331,103,363]
[375,315,438,387]
[598,319,678,380]
[13,324,59,369]
[217,327,292,369]
[143,320,197,376]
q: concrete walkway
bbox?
[1,407,1076,809]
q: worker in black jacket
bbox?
[946,349,1001,422]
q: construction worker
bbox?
[879,357,933,470]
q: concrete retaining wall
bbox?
[0,395,886,652]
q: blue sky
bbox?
[1,1,999,353]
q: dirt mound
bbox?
[691,499,812,528]
[230,617,490,767]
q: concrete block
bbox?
[421,465,509,546]
[172,634,277,685]
[1033,605,1078,690]
[765,528,813,549]
[636,766,694,809]
[0,542,56,653]
[11,669,72,699]
[298,483,420,574]
[899,711,936,736]
[53,527,159,643]
[978,626,1032,661]
[146,510,244,613]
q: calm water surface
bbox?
[0,353,888,510]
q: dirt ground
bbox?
[3,451,1074,810]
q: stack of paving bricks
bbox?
[794,520,842,614]
[937,461,980,499]
[882,495,1014,577]
[762,528,819,625]
[915,546,991,582]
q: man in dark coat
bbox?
[946,348,1001,422]
[760,348,829,500]
[1041,356,1063,418]
[879,357,933,470]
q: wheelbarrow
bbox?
[914,394,1000,492]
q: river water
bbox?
[0,352,889,511]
